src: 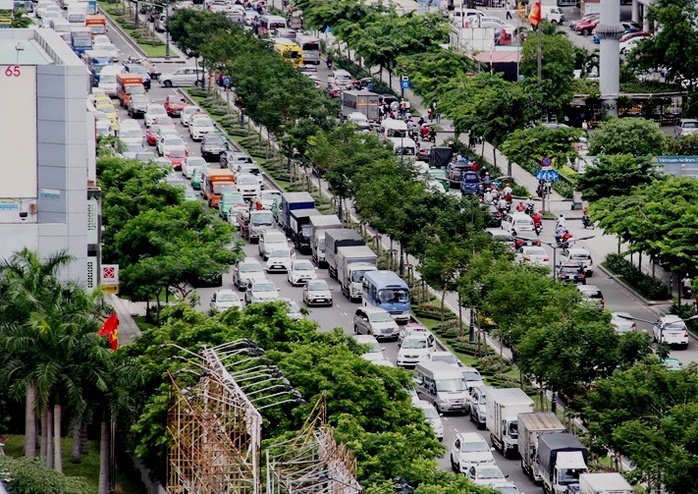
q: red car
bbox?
[164,95,188,117]
[619,31,650,43]
[575,17,599,35]
[146,124,160,146]
[164,148,187,170]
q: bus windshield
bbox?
[378,288,410,304]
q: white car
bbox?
[232,257,267,290]
[398,321,429,344]
[260,190,282,210]
[653,314,689,349]
[210,289,243,311]
[281,298,303,320]
[501,212,535,233]
[144,104,168,128]
[610,312,636,334]
[160,67,207,88]
[479,17,516,33]
[92,42,120,61]
[414,400,444,441]
[287,259,317,286]
[234,173,262,200]
[492,482,521,494]
[466,464,507,486]
[468,386,487,427]
[461,367,485,391]
[560,248,593,276]
[450,432,495,473]
[181,106,202,127]
[265,247,293,273]
[619,36,644,55]
[117,123,143,147]
[303,279,333,307]
[396,332,436,368]
[259,230,289,260]
[182,156,207,179]
[516,246,550,267]
[425,351,461,367]
[353,334,385,362]
[189,115,216,141]
[328,69,353,89]
[157,136,188,157]
[35,1,55,18]
[244,278,280,304]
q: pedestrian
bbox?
[326,52,333,70]
[506,0,513,19]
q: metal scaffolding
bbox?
[266,396,360,494]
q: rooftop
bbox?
[0,28,84,66]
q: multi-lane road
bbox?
[101,12,693,494]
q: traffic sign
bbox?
[535,169,560,182]
[222,76,232,88]
[401,76,411,90]
[541,156,552,167]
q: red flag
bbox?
[528,1,542,26]
[98,312,119,351]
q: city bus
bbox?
[362,270,411,324]
[273,38,303,68]
[296,34,321,65]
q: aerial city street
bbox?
[0,0,696,493]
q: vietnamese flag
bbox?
[528,1,542,26]
[98,312,119,351]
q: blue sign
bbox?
[536,169,559,182]
[401,76,411,90]
[222,76,232,88]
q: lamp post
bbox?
[164,5,170,60]
[617,314,698,361]
[541,235,595,282]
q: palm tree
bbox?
[0,248,73,459]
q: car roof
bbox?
[578,285,601,293]
[567,248,590,254]
[413,399,437,410]
[661,314,684,322]
[456,432,487,442]
[359,306,391,314]
[354,334,380,344]
[403,331,431,341]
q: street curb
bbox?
[101,7,147,58]
[596,264,670,311]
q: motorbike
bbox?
[582,214,594,229]
[524,203,535,216]
[534,222,543,235]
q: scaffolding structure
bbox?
[266,396,361,494]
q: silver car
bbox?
[232,257,266,290]
[302,279,333,307]
[353,306,400,341]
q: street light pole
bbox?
[165,5,170,60]
[541,235,595,282]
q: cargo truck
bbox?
[538,433,588,494]
[325,229,366,278]
[485,388,535,458]
[518,412,566,483]
[308,214,342,266]
[578,473,633,494]
[336,245,378,301]
[342,90,380,121]
[289,208,322,253]
[278,192,315,232]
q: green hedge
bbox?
[0,456,90,494]
[604,253,671,300]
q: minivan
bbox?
[542,6,565,24]
[501,212,534,233]
[414,361,469,414]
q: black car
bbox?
[557,263,586,284]
[200,132,228,162]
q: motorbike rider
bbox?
[524,196,535,215]
[515,201,525,212]
[556,214,567,229]
[582,208,592,228]
[497,196,509,214]
[532,210,543,233]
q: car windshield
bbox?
[665,321,686,330]
[436,378,466,392]
[684,122,698,129]
[239,262,261,273]
[193,117,213,127]
[270,248,291,258]
[432,354,458,364]
[121,129,141,138]
[558,468,582,484]
[156,117,174,126]
[148,106,166,115]
[460,440,489,453]
[294,261,314,271]
[365,341,382,354]
[217,292,238,302]
[238,176,257,186]
[402,338,428,349]
[165,138,184,146]
[351,269,369,283]
[206,135,225,145]
[255,283,275,292]
[526,248,546,256]
[569,253,590,260]
[251,212,274,225]
[378,288,410,304]
[560,266,579,274]
[187,158,207,167]
[168,149,186,158]
[463,371,481,382]
[421,406,439,420]
[215,184,236,194]
[368,311,394,323]
[265,233,287,244]
[477,467,504,479]
[307,281,328,291]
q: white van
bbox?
[413,400,444,440]
[98,65,123,97]
[542,6,565,24]
[389,137,417,156]
[501,212,535,233]
[397,332,435,368]
[415,361,469,414]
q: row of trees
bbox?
[98,146,242,312]
[0,249,129,494]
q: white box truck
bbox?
[518,412,566,483]
[485,388,534,458]
[539,433,588,494]
[579,473,634,494]
[336,245,378,301]
[308,214,342,266]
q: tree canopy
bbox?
[577,154,658,202]
[588,117,668,156]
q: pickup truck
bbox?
[165,95,188,117]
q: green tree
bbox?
[500,125,584,175]
[397,49,479,101]
[521,28,576,116]
[627,0,698,89]
[167,9,232,60]
[11,11,33,28]
[588,117,668,156]
[577,154,657,202]
[667,132,698,155]
[0,456,90,494]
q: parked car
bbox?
[303,279,333,307]
[653,314,690,349]
[575,16,600,35]
[677,118,698,137]
[353,306,400,341]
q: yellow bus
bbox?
[273,38,303,68]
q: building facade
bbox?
[0,28,97,286]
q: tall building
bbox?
[0,28,98,287]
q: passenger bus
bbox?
[362,270,411,324]
[258,14,287,36]
[273,38,304,68]
[296,35,321,65]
